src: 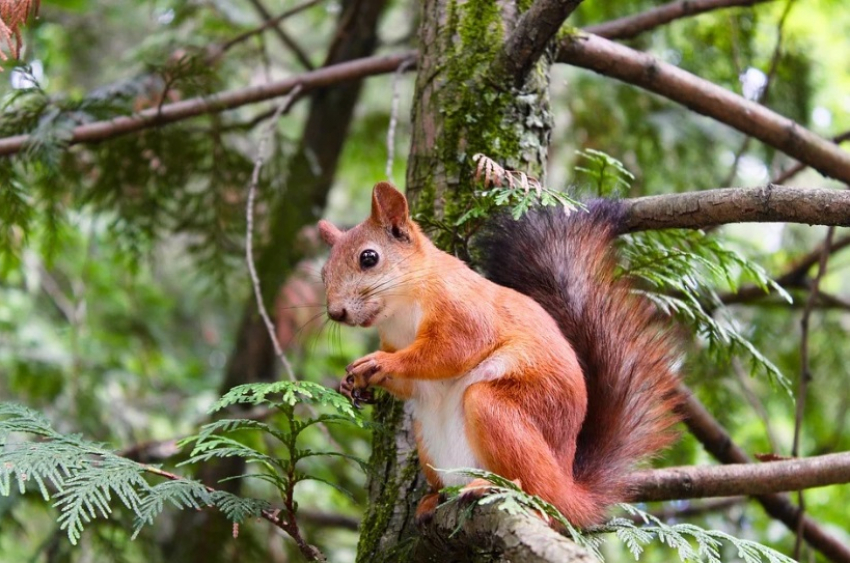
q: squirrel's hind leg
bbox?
[462,380,601,529]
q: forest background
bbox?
[1,0,850,562]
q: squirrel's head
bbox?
[318,182,423,328]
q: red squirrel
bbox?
[318,181,681,528]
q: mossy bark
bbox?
[407,0,553,254]
[357,0,555,560]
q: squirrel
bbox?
[317,181,681,528]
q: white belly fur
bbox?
[412,356,508,487]
[376,299,508,486]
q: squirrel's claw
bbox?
[339,372,377,408]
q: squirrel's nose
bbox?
[328,306,347,323]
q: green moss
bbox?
[356,396,415,563]
[424,0,551,253]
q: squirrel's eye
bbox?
[359,249,379,269]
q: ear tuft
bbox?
[371,182,411,241]
[318,219,343,246]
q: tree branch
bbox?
[631,452,850,502]
[585,0,774,40]
[620,185,850,232]
[680,389,850,563]
[0,51,416,157]
[217,0,325,57]
[417,499,596,563]
[773,130,850,184]
[556,33,850,185]
[246,0,315,70]
[493,0,584,86]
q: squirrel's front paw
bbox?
[339,373,376,408]
[340,352,386,407]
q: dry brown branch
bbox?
[630,451,850,502]
[0,0,39,65]
[585,0,773,40]
[791,226,835,557]
[773,130,850,184]
[621,185,850,232]
[0,51,416,157]
[557,33,850,185]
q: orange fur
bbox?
[320,182,681,528]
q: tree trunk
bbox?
[357,1,564,560]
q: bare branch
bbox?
[792,226,835,557]
[385,56,416,181]
[493,0,583,85]
[629,496,746,523]
[680,389,850,563]
[631,452,850,502]
[0,51,417,157]
[586,0,774,40]
[245,89,302,381]
[217,0,325,57]
[556,33,850,185]
[246,0,315,70]
[143,465,326,561]
[773,130,850,184]
[621,185,850,233]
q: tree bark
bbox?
[359,0,568,560]
[621,185,850,232]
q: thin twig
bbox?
[585,0,773,40]
[385,56,415,181]
[792,226,835,558]
[245,0,315,70]
[721,0,795,186]
[732,358,780,452]
[246,85,303,381]
[142,464,325,560]
[218,0,325,57]
[772,130,850,184]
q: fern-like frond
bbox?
[622,229,792,392]
[211,380,364,424]
[611,505,797,563]
[0,402,281,545]
[574,148,635,197]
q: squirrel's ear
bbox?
[318,220,343,246]
[371,182,411,241]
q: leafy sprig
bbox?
[621,229,792,392]
[0,380,365,551]
[574,148,635,197]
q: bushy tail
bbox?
[476,201,682,513]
